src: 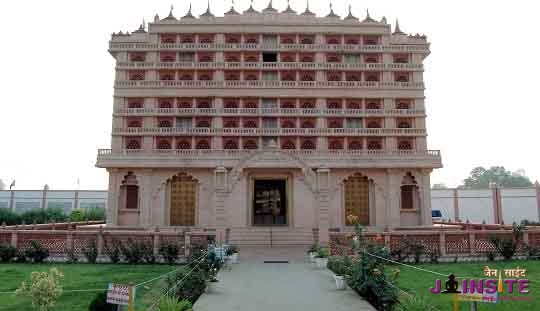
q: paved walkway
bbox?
[194,263,375,311]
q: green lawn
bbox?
[0,263,179,311]
[395,260,539,311]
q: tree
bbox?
[461,166,533,189]
[0,179,5,190]
[432,183,448,189]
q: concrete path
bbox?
[194,263,375,311]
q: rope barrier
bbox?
[147,251,209,310]
[134,264,187,288]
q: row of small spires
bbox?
[112,1,426,38]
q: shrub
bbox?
[486,251,496,262]
[16,268,64,311]
[225,244,239,256]
[159,243,180,265]
[0,208,21,225]
[15,249,27,263]
[65,247,78,264]
[69,209,86,222]
[120,238,145,264]
[0,244,18,262]
[158,296,193,311]
[307,243,319,254]
[168,268,207,304]
[315,247,329,258]
[429,250,439,264]
[83,239,98,263]
[84,208,106,221]
[525,245,540,260]
[20,208,67,225]
[88,291,116,311]
[396,295,438,311]
[25,241,49,263]
[104,238,122,263]
[141,242,156,264]
[490,224,524,260]
[327,255,353,276]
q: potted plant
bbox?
[307,243,319,263]
[226,245,239,264]
[206,267,219,293]
[314,247,329,269]
[328,256,350,290]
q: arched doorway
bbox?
[169,173,197,226]
[343,173,370,225]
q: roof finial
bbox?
[381,16,387,24]
[226,0,240,15]
[183,3,195,18]
[169,4,174,17]
[201,0,215,17]
[345,4,357,20]
[326,1,339,18]
[246,0,258,13]
[394,19,405,34]
[163,4,177,20]
[284,0,296,14]
[142,18,146,29]
[363,9,375,22]
[264,0,277,13]
[302,0,315,16]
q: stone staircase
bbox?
[227,227,316,247]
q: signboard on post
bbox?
[107,283,135,306]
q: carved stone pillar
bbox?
[107,169,120,226]
[420,169,433,225]
[214,166,228,229]
[317,166,330,245]
[139,170,153,228]
[385,169,401,228]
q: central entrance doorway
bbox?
[253,179,287,225]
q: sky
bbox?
[0,0,538,190]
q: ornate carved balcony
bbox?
[114,80,425,89]
[109,42,429,54]
[114,107,426,117]
[116,61,423,71]
[112,127,427,136]
[96,149,442,169]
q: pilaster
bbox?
[107,169,120,226]
[139,169,153,228]
[385,169,401,228]
[317,166,330,245]
[419,169,433,225]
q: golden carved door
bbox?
[169,173,197,226]
[344,174,369,225]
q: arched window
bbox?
[127,120,141,128]
[121,172,139,210]
[243,100,258,108]
[243,140,258,150]
[161,35,176,43]
[348,140,362,150]
[196,99,211,108]
[401,173,418,210]
[345,37,359,45]
[346,73,361,81]
[196,140,210,149]
[367,140,382,150]
[126,140,141,149]
[199,36,214,43]
[198,73,212,81]
[223,119,238,128]
[129,72,144,80]
[328,140,343,150]
[327,100,342,109]
[224,139,239,149]
[398,121,411,128]
[365,101,381,109]
[395,74,409,82]
[178,99,192,108]
[176,140,191,149]
[281,37,295,44]
[365,73,379,82]
[225,73,240,81]
[327,72,341,81]
[398,140,413,150]
[160,54,175,62]
[128,100,143,108]
[281,120,296,128]
[243,120,258,128]
[300,37,314,44]
[366,121,381,128]
[225,55,241,62]
[301,140,316,150]
[300,55,314,62]
[130,53,146,62]
[300,100,315,109]
[327,38,340,45]
[160,72,174,80]
[159,100,173,108]
[281,140,296,150]
[158,120,172,128]
[327,54,340,62]
[179,73,193,81]
[281,100,295,108]
[157,140,172,149]
[224,100,239,108]
[245,55,258,62]
[281,55,295,62]
[396,101,410,109]
[328,119,343,128]
[245,73,259,81]
[347,101,361,109]
[180,36,194,43]
[300,73,315,81]
[300,120,315,128]
[364,55,379,63]
[225,35,240,43]
[245,37,258,44]
[199,55,213,62]
[196,120,211,128]
[282,72,296,81]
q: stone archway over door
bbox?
[169,173,197,226]
[344,173,369,225]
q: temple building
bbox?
[96,1,442,245]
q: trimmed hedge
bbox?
[0,207,105,225]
